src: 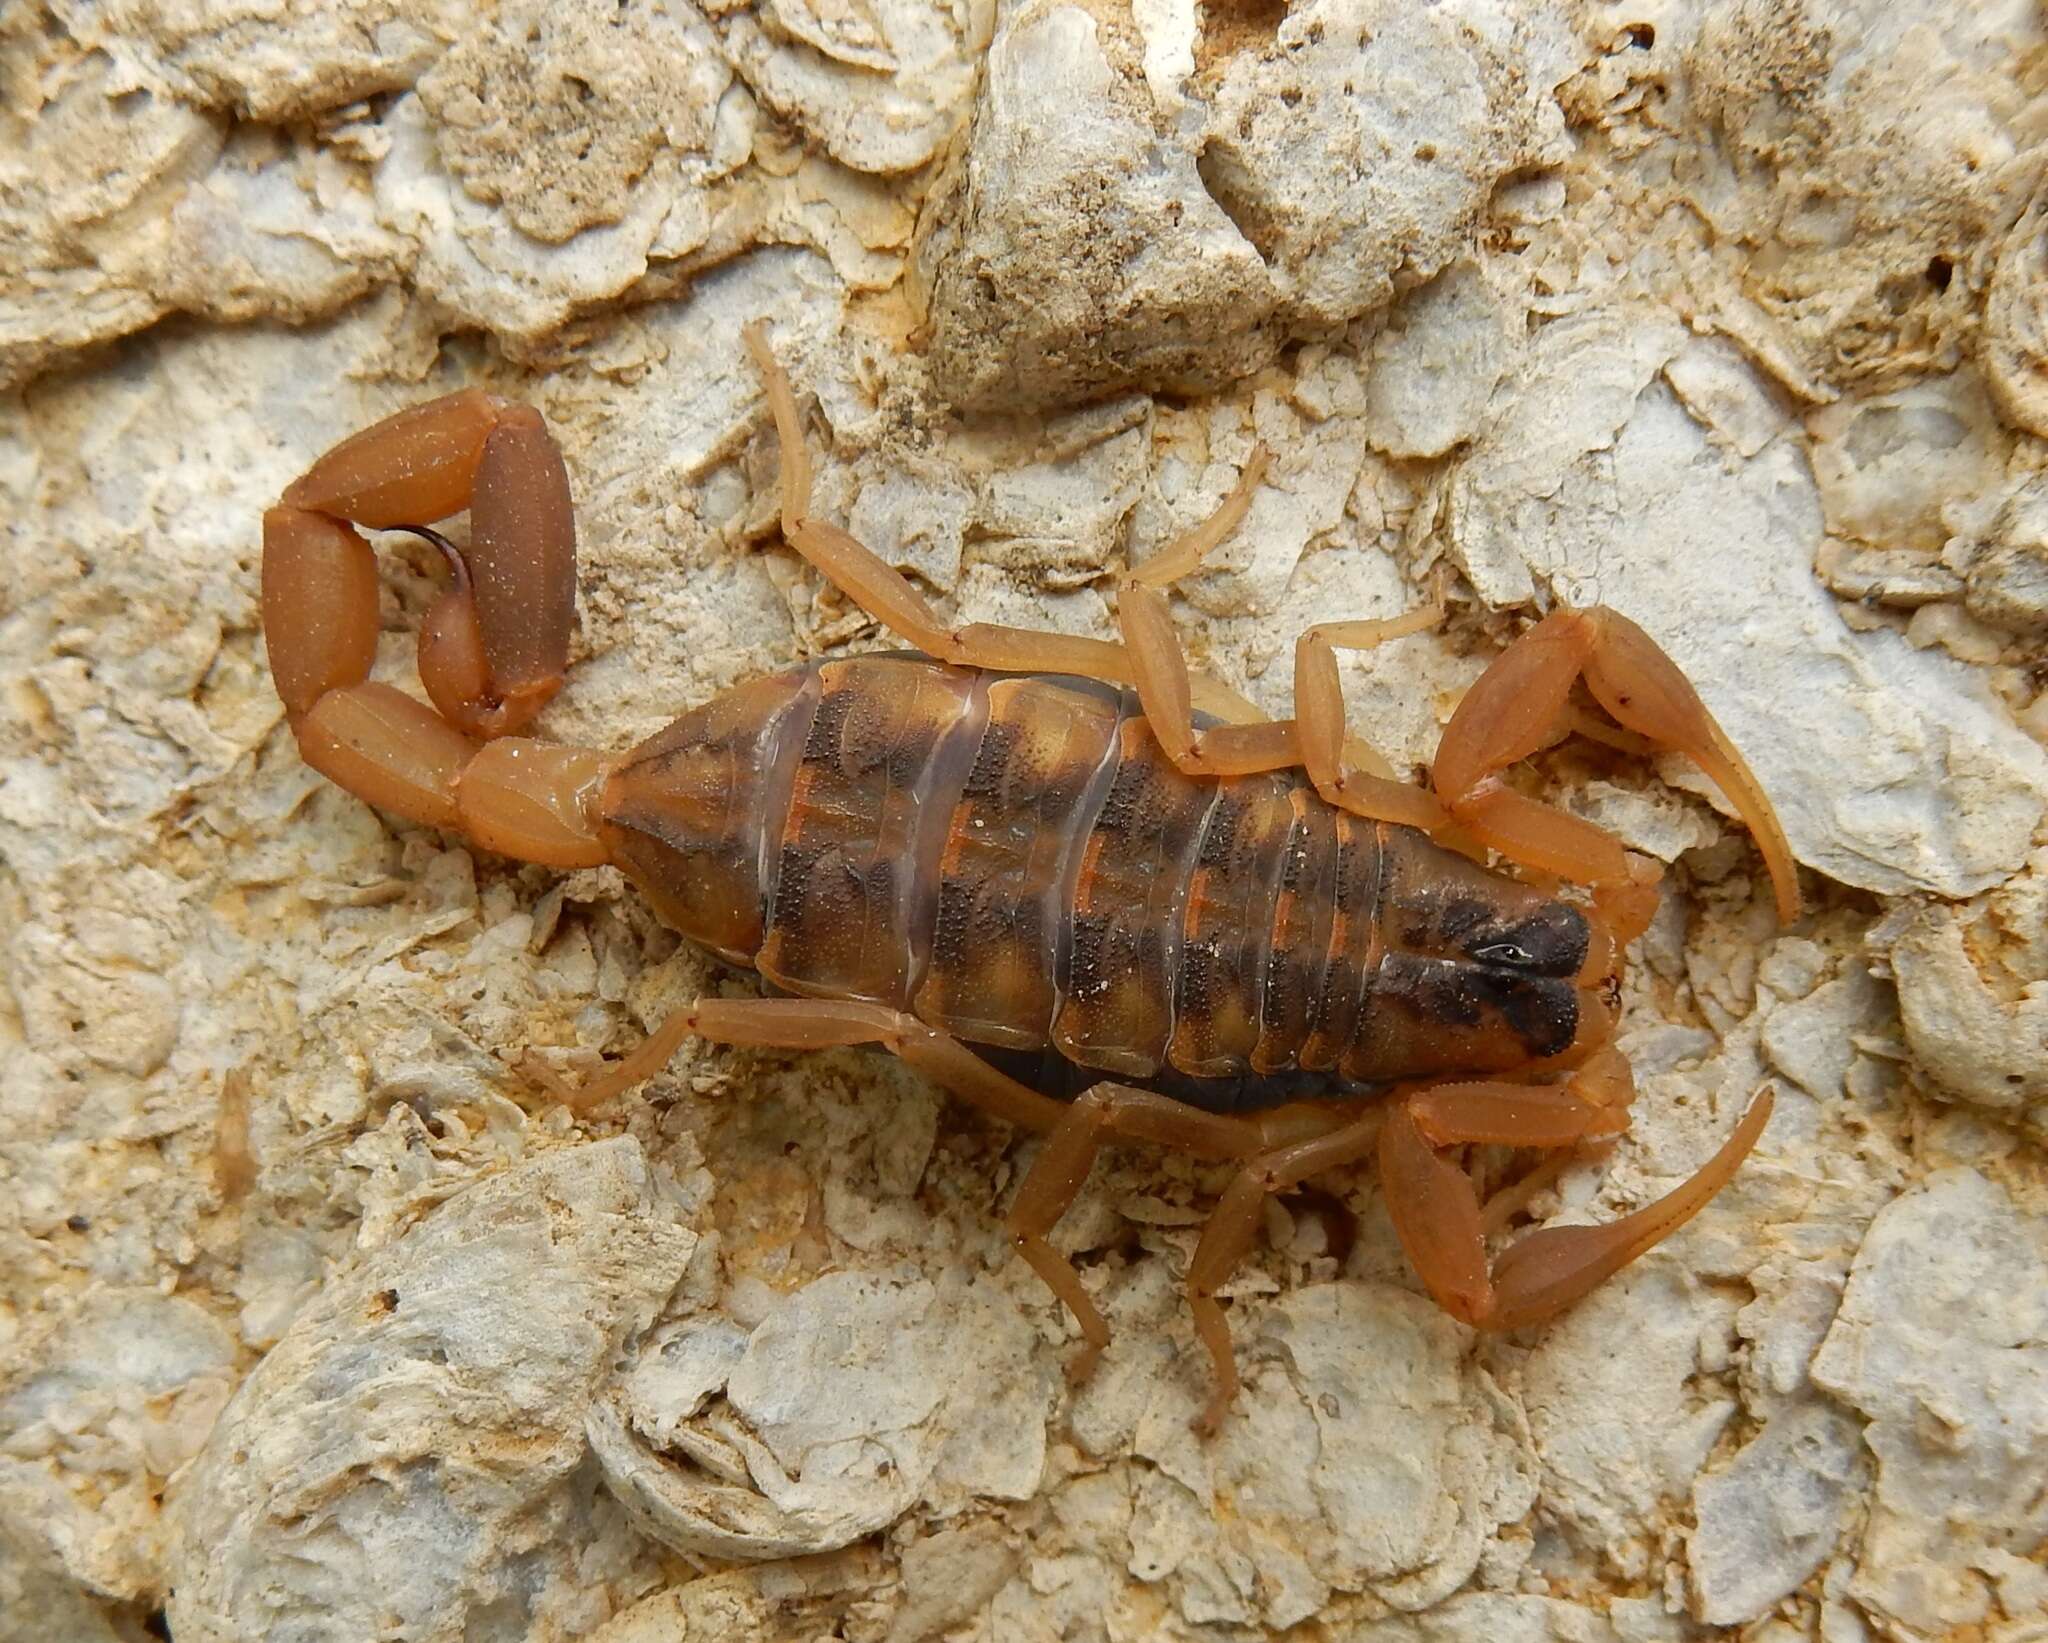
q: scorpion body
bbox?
[604,652,1601,1109]
[260,324,1802,1430]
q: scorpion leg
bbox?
[741,323,1260,722]
[1004,1084,1338,1383]
[1115,491,1448,826]
[1381,1063,1773,1331]
[1184,1113,1385,1434]
[1432,607,1801,926]
[265,390,611,866]
[567,995,1070,1126]
[571,994,1354,1415]
[1291,613,1455,830]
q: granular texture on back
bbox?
[598,654,1596,1107]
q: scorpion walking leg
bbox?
[566,995,1118,1351]
[570,994,1071,1124]
[1003,1086,1334,1382]
[741,323,1259,722]
[1114,493,1449,828]
[1184,1113,1385,1435]
[571,994,1345,1409]
[1431,607,1802,928]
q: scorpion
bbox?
[261,324,1802,1432]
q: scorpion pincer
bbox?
[261,325,1803,1432]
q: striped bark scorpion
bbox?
[262,326,1803,1432]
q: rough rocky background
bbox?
[4,0,2047,1638]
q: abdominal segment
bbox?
[600,655,1595,1103]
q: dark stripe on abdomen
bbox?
[1167,771,1294,1077]
[916,674,1127,1047]
[1053,714,1221,1076]
[758,656,986,1008]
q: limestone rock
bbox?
[1986,183,2048,438]
[589,1270,1048,1561]
[1681,0,2036,396]
[1812,1170,2048,1637]
[1200,0,1574,333]
[912,1,1279,412]
[1363,261,1518,460]
[715,0,986,174]
[162,1140,696,1643]
[1687,1396,1867,1623]
[415,0,731,246]
[1885,852,2048,1122]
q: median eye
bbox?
[1473,942,1534,966]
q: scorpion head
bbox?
[1356,832,1624,1081]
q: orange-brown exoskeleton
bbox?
[261,325,1803,1432]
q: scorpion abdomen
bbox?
[598,653,1604,1106]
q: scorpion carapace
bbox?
[261,324,1804,1432]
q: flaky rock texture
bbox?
[4,1,2046,1640]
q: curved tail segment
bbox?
[261,391,611,868]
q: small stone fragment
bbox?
[1364,261,1516,459]
[1201,0,1573,334]
[1888,893,2048,1118]
[590,1269,1047,1561]
[1955,476,2048,635]
[717,0,984,175]
[1985,187,2048,438]
[1687,1397,1866,1623]
[1806,370,2007,555]
[416,0,729,245]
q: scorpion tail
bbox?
[263,390,610,868]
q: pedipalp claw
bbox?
[1579,609,1802,924]
[1484,1089,1773,1329]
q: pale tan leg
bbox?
[1109,444,1447,820]
[569,987,1360,1422]
[1114,449,1291,770]
[563,993,1164,1364]
[568,994,1069,1121]
[1121,593,1454,825]
[742,323,1261,722]
[1291,614,1453,829]
[1003,1083,1306,1382]
[1183,1113,1385,1433]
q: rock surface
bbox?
[5,0,2046,1639]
